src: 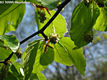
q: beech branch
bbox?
[0,0,71,65]
[20,0,71,44]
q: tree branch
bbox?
[0,0,71,65]
[41,32,48,41]
[20,0,71,44]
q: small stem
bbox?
[4,52,14,62]
[0,61,4,63]
[41,32,48,41]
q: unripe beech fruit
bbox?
[49,34,59,44]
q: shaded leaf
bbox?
[0,64,18,80]
[0,4,12,15]
[40,46,54,65]
[23,40,48,79]
[23,40,39,80]
[70,2,100,47]
[29,73,38,80]
[28,0,63,10]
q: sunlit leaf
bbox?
[0,4,26,35]
[54,37,86,74]
[0,35,19,62]
[93,7,107,31]
[29,72,46,80]
[36,10,67,37]
[0,35,19,52]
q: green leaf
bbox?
[28,0,62,10]
[10,64,20,76]
[0,47,12,60]
[10,63,23,75]
[0,35,18,61]
[29,72,46,80]
[32,41,48,73]
[40,46,54,65]
[0,4,12,15]
[0,47,17,62]
[4,72,18,80]
[29,73,38,80]
[70,2,100,47]
[23,40,48,79]
[0,62,23,80]
[93,7,107,31]
[54,37,86,74]
[0,64,18,80]
[0,35,19,52]
[36,72,46,80]
[0,4,26,35]
[23,40,39,80]
[36,10,67,37]
[10,63,24,80]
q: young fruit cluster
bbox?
[38,10,46,23]
[84,31,93,43]
[49,33,59,44]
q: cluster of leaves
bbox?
[0,0,107,80]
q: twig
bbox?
[41,32,48,41]
[0,0,71,64]
[0,52,14,65]
[20,0,71,44]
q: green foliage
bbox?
[0,4,25,35]
[40,47,54,65]
[70,1,100,48]
[54,37,86,74]
[94,7,107,31]
[35,10,67,37]
[28,0,63,10]
[0,63,23,80]
[0,4,12,15]
[23,40,40,80]
[1,0,107,79]
[23,40,49,79]
[0,47,12,60]
[0,35,19,61]
[0,35,19,52]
